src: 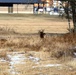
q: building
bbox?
[0,0,63,14]
[0,0,41,13]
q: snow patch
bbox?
[74,52,76,56]
[29,56,40,62]
[7,52,41,74]
[29,56,40,64]
[0,58,7,63]
[32,64,61,68]
[45,64,61,67]
[7,54,26,65]
[7,52,26,74]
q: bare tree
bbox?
[60,0,76,33]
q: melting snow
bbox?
[7,52,40,74]
[7,54,26,65]
[29,56,40,62]
[0,52,62,74]
[29,56,40,64]
[45,64,61,67]
[32,64,61,68]
[0,58,7,62]
[7,52,26,74]
[74,52,76,56]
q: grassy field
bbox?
[0,14,73,34]
[0,14,76,75]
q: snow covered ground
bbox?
[0,51,76,75]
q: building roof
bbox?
[0,0,41,4]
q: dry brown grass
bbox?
[0,62,9,75]
[0,14,75,75]
[0,49,7,58]
[0,14,73,34]
[0,34,76,75]
[5,62,76,75]
[0,33,76,59]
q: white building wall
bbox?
[13,4,33,13]
[0,7,8,13]
[0,4,33,13]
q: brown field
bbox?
[0,14,73,34]
[0,14,76,75]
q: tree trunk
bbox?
[70,1,76,33]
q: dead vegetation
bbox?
[0,50,7,58]
[0,14,75,75]
[0,33,76,59]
